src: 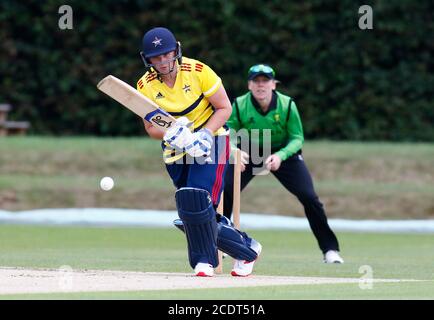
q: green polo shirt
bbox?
[227,91,304,161]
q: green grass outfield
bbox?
[1,137,434,219]
[0,224,433,299]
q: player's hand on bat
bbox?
[185,128,213,158]
[265,154,282,171]
[163,117,192,149]
[239,150,249,172]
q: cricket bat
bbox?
[97,75,175,132]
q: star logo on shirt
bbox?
[152,37,162,47]
[182,84,191,93]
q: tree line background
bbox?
[1,0,433,140]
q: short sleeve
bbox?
[198,63,222,97]
[137,73,153,100]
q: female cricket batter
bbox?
[137,27,261,277]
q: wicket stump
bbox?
[215,148,242,273]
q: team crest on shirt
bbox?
[182,84,191,93]
[273,113,280,122]
[152,37,162,47]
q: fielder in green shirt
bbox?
[223,64,344,263]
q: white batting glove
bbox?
[185,128,214,158]
[163,117,192,149]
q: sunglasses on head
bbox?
[248,64,275,77]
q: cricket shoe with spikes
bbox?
[323,250,344,264]
[194,262,214,277]
[231,239,262,277]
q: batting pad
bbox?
[175,187,219,268]
[173,214,258,262]
[216,220,258,262]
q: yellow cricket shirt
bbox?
[137,57,227,163]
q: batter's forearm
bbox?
[204,106,232,133]
[205,85,232,133]
[143,120,165,139]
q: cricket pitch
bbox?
[0,267,422,295]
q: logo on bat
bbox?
[152,115,172,128]
[144,109,173,129]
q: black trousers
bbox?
[223,153,340,254]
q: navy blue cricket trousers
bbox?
[165,135,230,207]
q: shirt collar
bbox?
[250,90,277,115]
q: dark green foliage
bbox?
[1,0,433,140]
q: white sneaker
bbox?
[194,262,214,277]
[324,250,344,264]
[231,240,262,277]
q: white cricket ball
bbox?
[100,176,114,191]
